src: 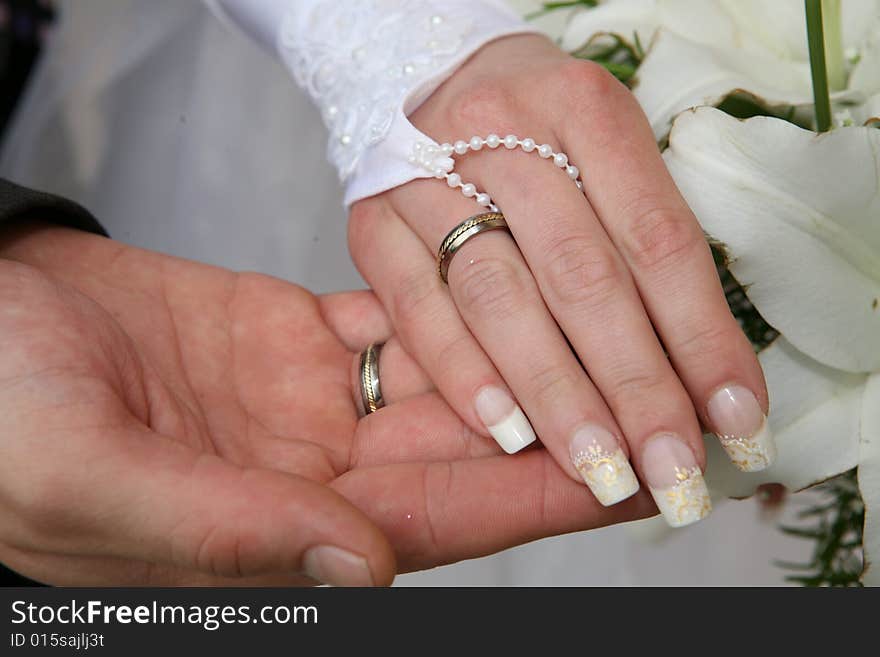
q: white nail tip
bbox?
[486,407,536,454]
[719,419,777,472]
[572,446,640,506]
[648,466,712,528]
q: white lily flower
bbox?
[561,0,880,138]
[662,106,880,582]
[851,92,880,126]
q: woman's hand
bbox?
[349,34,774,525]
[0,221,651,586]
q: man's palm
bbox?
[0,224,650,585]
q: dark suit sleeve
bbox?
[0,177,106,587]
[0,177,107,236]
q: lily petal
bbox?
[850,92,880,126]
[562,0,783,55]
[849,28,880,98]
[663,108,880,372]
[561,0,675,53]
[561,0,880,138]
[705,338,866,499]
[858,373,880,585]
[635,30,814,137]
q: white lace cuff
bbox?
[211,0,540,206]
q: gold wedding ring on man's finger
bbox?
[358,342,385,416]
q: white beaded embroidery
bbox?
[410,134,586,211]
[278,1,472,180]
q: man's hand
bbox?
[0,222,652,586]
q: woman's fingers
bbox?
[352,392,507,467]
[470,138,711,527]
[321,287,510,465]
[12,426,397,587]
[318,289,394,351]
[388,178,642,509]
[349,195,536,455]
[557,61,775,472]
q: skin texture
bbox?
[0,222,654,586]
[349,34,769,497]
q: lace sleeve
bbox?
[208,0,539,206]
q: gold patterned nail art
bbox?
[651,466,712,528]
[718,421,777,472]
[572,440,639,506]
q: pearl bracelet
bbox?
[409,133,585,211]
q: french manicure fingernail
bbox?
[641,433,711,528]
[707,384,776,472]
[474,385,536,454]
[302,545,375,587]
[569,424,639,506]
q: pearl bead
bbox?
[436,156,455,173]
[340,134,352,146]
[415,134,585,207]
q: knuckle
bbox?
[391,268,441,325]
[453,256,530,320]
[188,524,245,578]
[621,205,703,271]
[558,59,620,100]
[608,365,668,401]
[671,321,737,362]
[432,330,479,379]
[543,235,624,307]
[553,60,632,138]
[528,363,580,406]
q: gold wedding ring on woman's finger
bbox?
[437,212,510,284]
[358,342,385,416]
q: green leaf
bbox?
[525,0,597,21]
